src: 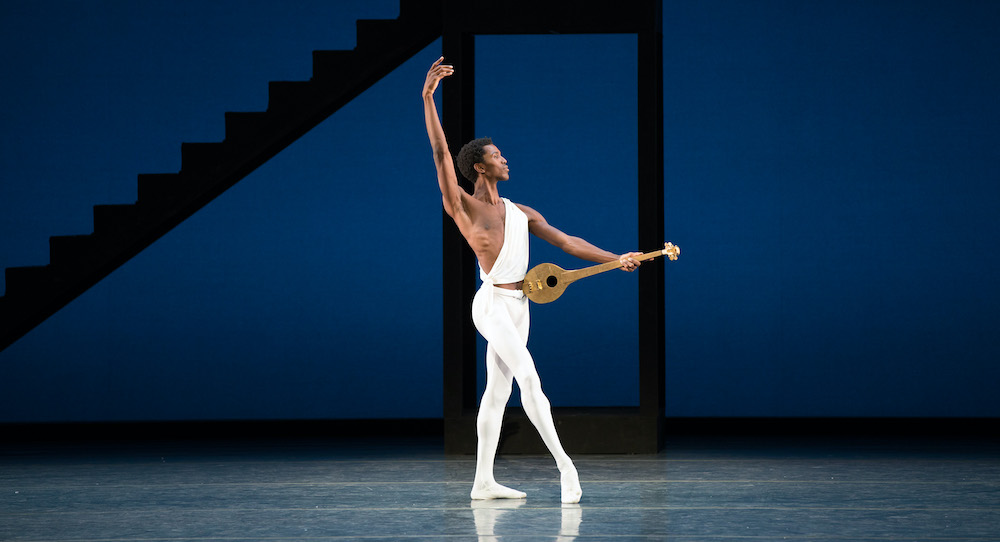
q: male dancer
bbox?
[423,57,640,504]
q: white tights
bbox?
[470,286,582,504]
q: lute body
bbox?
[522,242,680,303]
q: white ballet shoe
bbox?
[560,466,582,504]
[471,482,527,500]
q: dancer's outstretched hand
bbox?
[618,252,642,272]
[422,56,454,98]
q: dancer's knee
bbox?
[517,375,552,413]
[482,380,513,411]
[515,372,541,397]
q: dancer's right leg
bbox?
[471,343,526,500]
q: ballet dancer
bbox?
[423,57,640,504]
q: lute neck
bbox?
[564,247,668,282]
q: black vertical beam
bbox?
[441,29,478,451]
[637,16,665,450]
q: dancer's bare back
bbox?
[445,184,509,275]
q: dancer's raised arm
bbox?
[422,57,465,221]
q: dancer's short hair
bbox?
[456,137,493,182]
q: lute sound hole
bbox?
[546,275,558,287]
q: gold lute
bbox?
[522,242,680,303]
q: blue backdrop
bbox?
[1,0,998,422]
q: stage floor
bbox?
[2,434,999,540]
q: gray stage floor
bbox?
[2,434,999,541]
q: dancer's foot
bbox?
[471,482,527,500]
[560,465,582,504]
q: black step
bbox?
[137,173,192,205]
[224,111,271,142]
[356,19,408,52]
[267,81,324,114]
[180,142,230,174]
[4,266,57,299]
[49,235,96,269]
[93,204,152,237]
[311,50,357,82]
[399,0,442,23]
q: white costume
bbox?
[470,198,582,504]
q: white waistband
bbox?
[491,286,525,299]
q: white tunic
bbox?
[477,198,529,313]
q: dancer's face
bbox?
[477,144,510,181]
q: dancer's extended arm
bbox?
[517,203,642,271]
[422,57,468,224]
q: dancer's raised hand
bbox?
[422,56,454,98]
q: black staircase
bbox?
[1,1,443,351]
